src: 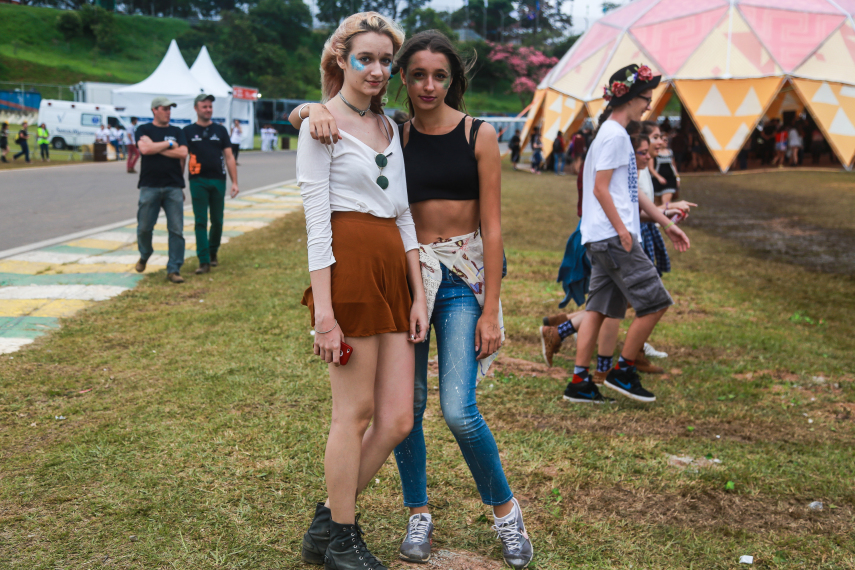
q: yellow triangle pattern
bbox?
[794,22,855,86]
[643,82,671,121]
[552,41,615,99]
[521,89,547,153]
[792,78,855,168]
[676,77,782,171]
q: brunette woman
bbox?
[292,30,533,569]
[295,13,428,570]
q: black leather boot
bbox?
[301,502,331,565]
[324,516,387,570]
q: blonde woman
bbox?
[296,13,428,570]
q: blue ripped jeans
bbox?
[394,264,513,507]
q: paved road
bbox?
[0,151,297,252]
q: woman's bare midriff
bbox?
[411,199,480,244]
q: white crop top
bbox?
[297,118,418,272]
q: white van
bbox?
[38,100,131,150]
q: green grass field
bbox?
[1,168,853,568]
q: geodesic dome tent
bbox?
[523,0,855,171]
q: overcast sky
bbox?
[425,0,624,34]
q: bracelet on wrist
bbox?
[664,221,676,230]
[298,103,310,120]
[314,319,338,334]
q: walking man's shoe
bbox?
[603,366,656,402]
[564,378,613,403]
[539,326,562,367]
[210,253,218,267]
[167,272,185,284]
[635,352,664,374]
[135,259,146,273]
[195,263,211,275]
[399,513,433,563]
[541,313,570,327]
[492,498,533,569]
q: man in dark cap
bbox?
[182,93,239,274]
[564,63,690,405]
[135,97,189,284]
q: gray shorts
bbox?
[585,235,673,319]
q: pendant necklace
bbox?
[338,91,370,117]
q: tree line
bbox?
[47,0,577,102]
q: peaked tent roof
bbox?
[539,0,855,99]
[190,46,232,97]
[114,39,205,96]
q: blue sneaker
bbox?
[563,378,612,403]
[603,366,656,402]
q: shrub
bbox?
[56,11,82,42]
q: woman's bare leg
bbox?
[325,336,380,524]
[354,332,415,495]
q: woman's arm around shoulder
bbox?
[289,103,340,145]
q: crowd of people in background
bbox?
[510,108,836,177]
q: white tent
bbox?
[190,46,254,150]
[112,39,205,126]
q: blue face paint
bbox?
[349,55,365,71]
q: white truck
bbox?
[38,99,132,150]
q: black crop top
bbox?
[401,116,482,204]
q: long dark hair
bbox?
[391,30,474,116]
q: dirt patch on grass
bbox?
[563,485,854,536]
[393,549,505,570]
[682,175,855,274]
[491,409,845,445]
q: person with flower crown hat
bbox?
[561,63,691,404]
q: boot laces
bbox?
[492,518,523,552]
[352,516,385,569]
[406,515,431,543]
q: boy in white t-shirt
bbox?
[565,64,690,405]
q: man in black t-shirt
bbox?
[182,94,239,274]
[135,97,189,284]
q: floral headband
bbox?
[603,65,654,101]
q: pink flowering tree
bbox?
[487,42,558,103]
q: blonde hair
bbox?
[320,12,405,114]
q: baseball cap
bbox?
[194,93,216,104]
[151,97,177,109]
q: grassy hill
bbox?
[0,4,189,85]
[0,5,523,114]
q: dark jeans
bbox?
[40,143,49,160]
[14,141,30,162]
[189,177,226,265]
[137,186,185,274]
[231,143,240,162]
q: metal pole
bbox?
[483,0,487,40]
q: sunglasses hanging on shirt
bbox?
[374,112,393,190]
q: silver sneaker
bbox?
[399,513,433,563]
[492,498,533,569]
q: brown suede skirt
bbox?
[302,212,412,338]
